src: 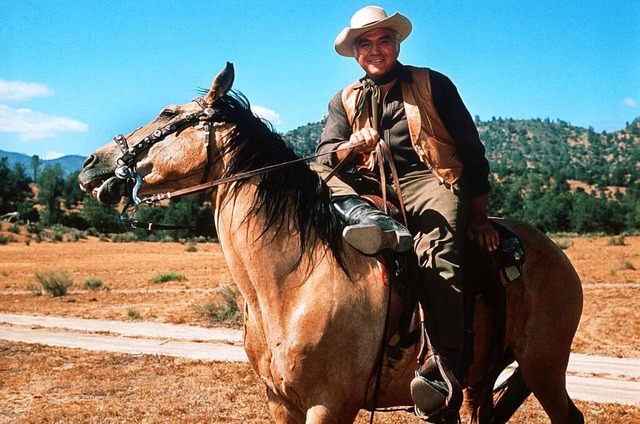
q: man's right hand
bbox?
[336,127,380,162]
[349,127,380,153]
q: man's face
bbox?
[354,28,399,79]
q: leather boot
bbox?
[333,196,413,255]
[411,348,464,421]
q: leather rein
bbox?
[112,97,367,230]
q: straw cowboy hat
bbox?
[334,6,412,57]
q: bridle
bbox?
[112,96,221,229]
[110,96,361,231]
[113,97,218,204]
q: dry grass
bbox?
[0,342,637,423]
[1,223,639,422]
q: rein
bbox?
[113,100,365,229]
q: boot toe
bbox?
[410,374,448,418]
[342,224,384,255]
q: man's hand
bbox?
[467,194,499,252]
[336,128,380,162]
[468,214,499,252]
[349,127,379,152]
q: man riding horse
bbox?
[314,5,500,420]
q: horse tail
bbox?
[491,367,532,423]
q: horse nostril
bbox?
[82,154,97,169]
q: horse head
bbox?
[78,63,235,205]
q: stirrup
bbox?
[411,371,448,419]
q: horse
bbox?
[78,63,584,423]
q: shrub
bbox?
[555,239,572,250]
[0,234,9,245]
[59,212,89,230]
[35,270,73,297]
[194,284,243,325]
[608,235,626,246]
[48,231,64,242]
[83,277,103,291]
[620,260,636,271]
[25,283,42,296]
[127,309,141,320]
[26,222,42,235]
[186,244,197,253]
[85,227,101,237]
[150,272,185,284]
[110,232,139,243]
[8,224,20,234]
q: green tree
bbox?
[0,158,34,215]
[0,157,11,214]
[37,164,65,225]
[80,197,126,233]
[30,155,40,180]
[62,171,85,209]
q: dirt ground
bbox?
[1,224,639,422]
[0,343,637,423]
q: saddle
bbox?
[379,216,525,357]
[363,194,525,419]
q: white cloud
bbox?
[42,151,65,160]
[251,105,283,126]
[0,78,53,102]
[0,104,89,140]
[623,97,638,108]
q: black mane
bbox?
[213,91,347,272]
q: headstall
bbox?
[110,97,364,231]
[112,97,219,229]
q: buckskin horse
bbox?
[78,63,584,423]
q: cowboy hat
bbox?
[334,6,412,57]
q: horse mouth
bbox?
[80,173,126,205]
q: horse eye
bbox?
[160,109,177,118]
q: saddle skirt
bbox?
[372,211,525,394]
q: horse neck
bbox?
[213,180,382,322]
[213,182,309,315]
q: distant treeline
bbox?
[283,116,640,234]
[2,116,640,236]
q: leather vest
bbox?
[341,66,463,186]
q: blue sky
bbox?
[1,0,638,159]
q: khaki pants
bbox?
[313,163,469,353]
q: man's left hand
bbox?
[467,214,499,252]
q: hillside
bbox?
[480,117,640,188]
[2,116,639,234]
[0,150,85,176]
[283,116,640,189]
[4,116,638,183]
[281,115,640,234]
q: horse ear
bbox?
[204,62,235,105]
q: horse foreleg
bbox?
[305,404,358,424]
[267,387,306,424]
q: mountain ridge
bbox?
[2,115,639,184]
[0,150,85,176]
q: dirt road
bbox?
[1,313,638,406]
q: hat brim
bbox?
[334,12,412,57]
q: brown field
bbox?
[1,223,639,422]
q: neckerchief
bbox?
[353,63,401,129]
